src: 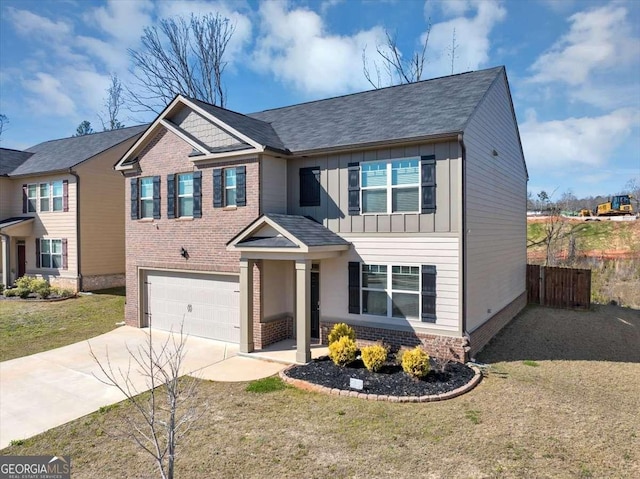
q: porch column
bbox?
[1,235,9,288]
[239,258,254,353]
[295,259,312,364]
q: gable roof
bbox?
[8,125,147,177]
[0,148,33,176]
[247,66,504,153]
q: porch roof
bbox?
[0,217,34,236]
[228,213,350,256]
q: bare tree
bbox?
[0,114,8,141]
[363,23,431,89]
[90,326,202,479]
[99,73,126,131]
[128,13,235,113]
[447,28,459,75]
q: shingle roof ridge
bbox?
[25,124,148,150]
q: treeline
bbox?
[528,179,639,213]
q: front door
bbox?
[310,268,320,339]
[17,243,26,279]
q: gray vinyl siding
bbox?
[286,141,460,234]
[463,73,527,332]
[261,155,287,214]
[170,106,248,150]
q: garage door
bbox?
[145,271,240,343]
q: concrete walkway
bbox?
[0,326,284,449]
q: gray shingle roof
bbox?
[247,66,503,153]
[237,236,298,248]
[9,125,147,176]
[0,149,33,176]
[188,98,287,152]
[0,217,33,228]
[263,213,350,247]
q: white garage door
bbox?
[145,271,240,343]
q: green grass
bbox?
[522,360,539,367]
[0,287,125,361]
[245,376,287,393]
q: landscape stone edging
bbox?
[0,294,77,303]
[279,364,482,402]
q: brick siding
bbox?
[124,128,261,329]
[82,274,125,291]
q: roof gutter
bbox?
[458,133,468,340]
[69,168,82,291]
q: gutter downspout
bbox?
[70,169,82,291]
[457,133,468,340]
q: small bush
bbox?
[55,288,74,298]
[328,336,357,366]
[14,276,36,291]
[4,288,18,297]
[327,322,356,345]
[401,346,431,379]
[17,288,31,299]
[361,344,387,372]
[31,279,51,298]
[0,283,4,294]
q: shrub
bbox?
[4,288,18,297]
[54,288,74,298]
[17,288,31,299]
[327,322,356,345]
[361,344,387,372]
[30,279,51,298]
[328,336,357,366]
[14,276,36,291]
[401,346,431,379]
[0,283,4,294]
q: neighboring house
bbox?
[0,126,146,291]
[115,66,527,363]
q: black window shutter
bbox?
[213,169,223,208]
[130,178,139,220]
[421,155,436,214]
[421,265,437,322]
[193,170,202,218]
[167,174,175,219]
[22,184,27,214]
[236,166,246,207]
[348,261,360,314]
[299,167,320,207]
[152,176,161,219]
[63,180,69,212]
[62,238,68,270]
[35,239,40,268]
[347,162,360,216]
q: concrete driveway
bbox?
[0,326,284,449]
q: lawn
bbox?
[0,288,125,361]
[2,304,639,478]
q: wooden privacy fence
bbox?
[527,264,591,310]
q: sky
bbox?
[0,0,639,199]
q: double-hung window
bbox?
[27,184,37,212]
[177,173,194,217]
[139,178,154,219]
[361,159,420,213]
[40,239,62,269]
[28,181,64,212]
[39,183,50,211]
[360,264,425,320]
[224,169,236,207]
[51,181,64,211]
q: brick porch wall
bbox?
[256,316,294,349]
[124,128,261,331]
[467,290,527,359]
[82,273,125,291]
[319,322,469,362]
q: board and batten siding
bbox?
[77,138,136,276]
[286,141,460,234]
[261,155,287,214]
[321,235,460,334]
[463,72,527,332]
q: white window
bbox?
[361,264,421,319]
[224,168,237,206]
[27,184,37,212]
[51,181,63,211]
[361,159,420,214]
[139,177,154,219]
[40,239,62,269]
[39,183,50,211]
[177,173,193,217]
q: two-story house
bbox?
[115,66,527,363]
[0,125,146,291]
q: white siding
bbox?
[261,155,287,214]
[463,72,527,332]
[322,235,460,333]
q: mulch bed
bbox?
[286,355,475,397]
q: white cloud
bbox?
[89,0,154,45]
[4,7,72,39]
[252,1,387,95]
[424,0,506,77]
[529,5,639,86]
[537,0,577,14]
[520,108,640,170]
[23,73,76,116]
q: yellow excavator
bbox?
[579,194,635,217]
